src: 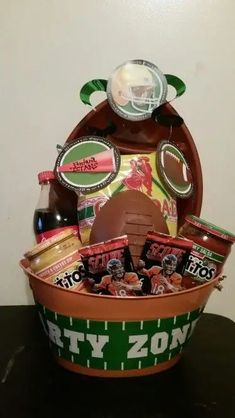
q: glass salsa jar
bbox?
[24,229,92,292]
[179,215,235,280]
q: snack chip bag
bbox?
[79,236,142,297]
[78,153,177,245]
[138,231,193,295]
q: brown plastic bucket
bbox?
[22,100,206,377]
[66,100,203,228]
[20,260,218,377]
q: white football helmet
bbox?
[110,62,166,115]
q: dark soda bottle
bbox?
[33,171,79,243]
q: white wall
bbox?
[1,0,235,318]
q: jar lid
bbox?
[186,215,235,243]
[38,171,55,184]
[24,229,75,259]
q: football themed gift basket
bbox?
[20,60,234,377]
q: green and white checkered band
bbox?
[37,304,203,371]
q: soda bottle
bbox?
[33,171,79,243]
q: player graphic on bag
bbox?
[94,259,142,297]
[138,254,183,295]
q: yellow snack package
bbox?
[77,153,177,245]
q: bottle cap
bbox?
[38,171,55,184]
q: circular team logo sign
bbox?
[107,60,168,121]
[157,140,193,199]
[55,136,121,194]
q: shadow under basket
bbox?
[20,260,219,378]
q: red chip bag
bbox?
[138,231,193,295]
[79,236,142,297]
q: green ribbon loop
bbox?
[165,74,186,98]
[80,79,108,106]
[79,74,186,108]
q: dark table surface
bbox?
[0,306,234,418]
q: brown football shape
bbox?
[89,190,169,267]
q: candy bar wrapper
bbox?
[77,153,178,245]
[138,231,193,295]
[79,235,143,297]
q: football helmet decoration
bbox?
[107,60,168,121]
[79,59,186,122]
